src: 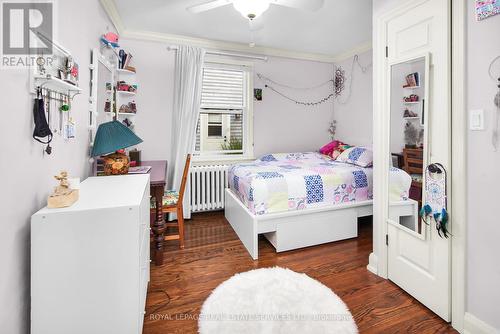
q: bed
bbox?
[225,152,412,259]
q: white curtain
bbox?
[170,45,206,219]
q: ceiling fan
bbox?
[187,0,324,20]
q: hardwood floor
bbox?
[144,211,457,334]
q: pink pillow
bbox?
[320,140,342,156]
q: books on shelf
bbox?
[403,72,420,88]
[118,49,134,70]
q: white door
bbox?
[385,0,451,321]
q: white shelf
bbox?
[34,74,82,92]
[105,112,136,117]
[116,68,136,75]
[117,90,136,96]
[404,101,420,104]
[403,117,420,120]
[403,85,421,89]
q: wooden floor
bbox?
[144,211,457,334]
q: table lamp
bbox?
[91,120,143,175]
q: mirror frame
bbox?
[386,52,431,236]
[89,48,114,144]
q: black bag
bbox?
[33,88,52,154]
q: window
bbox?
[194,60,253,160]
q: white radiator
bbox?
[188,164,229,213]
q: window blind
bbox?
[201,67,245,111]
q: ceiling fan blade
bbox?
[271,0,324,11]
[187,0,233,14]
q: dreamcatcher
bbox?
[420,163,450,238]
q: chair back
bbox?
[177,154,191,205]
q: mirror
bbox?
[388,55,429,235]
[89,49,114,142]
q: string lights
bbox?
[257,54,372,107]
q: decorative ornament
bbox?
[334,67,346,97]
[47,171,79,208]
[328,120,337,140]
[419,163,450,238]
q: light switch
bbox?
[470,109,484,130]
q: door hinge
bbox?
[386,234,389,246]
[385,46,388,58]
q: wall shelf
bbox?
[404,101,420,104]
[117,90,136,96]
[403,117,420,120]
[105,112,136,117]
[34,74,82,93]
[116,68,136,75]
[403,85,420,89]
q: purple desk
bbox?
[141,160,168,266]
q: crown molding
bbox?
[122,29,341,63]
[331,41,372,62]
[100,0,371,64]
[100,0,125,34]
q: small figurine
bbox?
[47,171,79,208]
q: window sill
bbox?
[192,155,255,165]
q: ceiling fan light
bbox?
[233,0,270,19]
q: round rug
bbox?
[198,267,358,334]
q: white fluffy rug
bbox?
[198,267,358,334]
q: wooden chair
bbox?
[162,154,191,249]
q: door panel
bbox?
[386,0,451,321]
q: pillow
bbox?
[330,144,352,159]
[319,140,343,156]
[336,146,373,167]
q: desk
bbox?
[141,160,168,266]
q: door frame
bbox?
[371,0,466,331]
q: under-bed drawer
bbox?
[264,208,358,252]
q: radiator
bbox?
[188,164,229,213]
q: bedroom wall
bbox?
[118,39,336,161]
[118,39,175,162]
[0,1,114,333]
[333,50,373,146]
[465,2,500,331]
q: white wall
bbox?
[253,56,335,156]
[466,2,500,331]
[334,50,373,146]
[118,39,337,161]
[0,1,114,333]
[118,39,175,162]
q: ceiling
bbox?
[110,0,372,59]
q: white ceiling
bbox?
[112,0,372,58]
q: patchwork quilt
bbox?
[229,152,411,215]
[229,152,373,215]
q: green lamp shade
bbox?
[91,120,143,157]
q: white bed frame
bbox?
[225,188,374,259]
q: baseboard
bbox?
[464,312,499,334]
[367,252,378,275]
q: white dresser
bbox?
[31,174,151,334]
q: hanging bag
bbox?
[33,88,53,153]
